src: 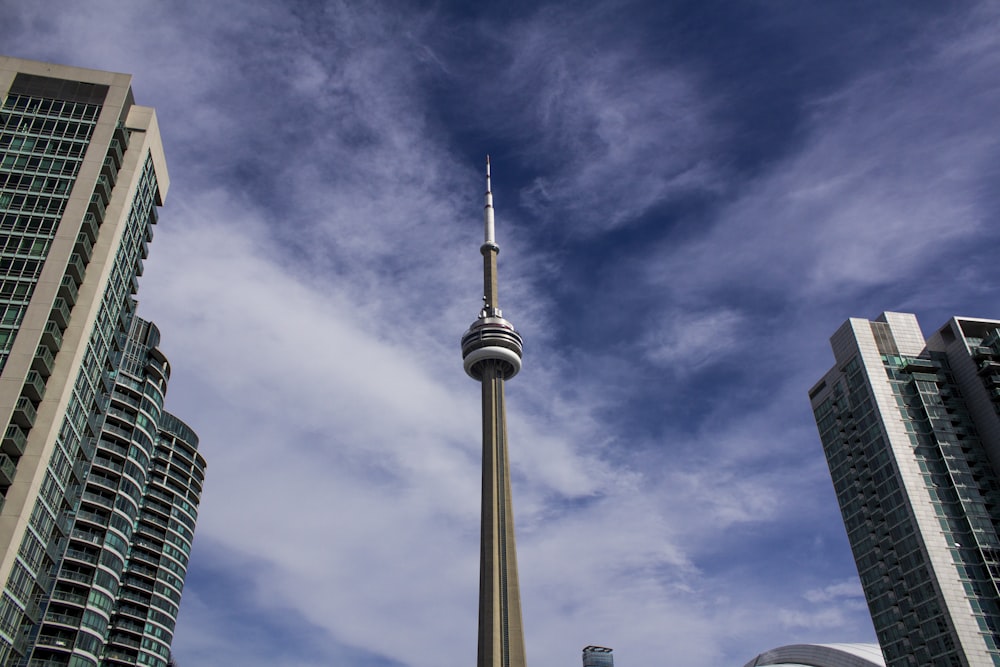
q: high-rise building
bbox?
[582,645,613,667]
[810,312,1000,666]
[461,158,527,667]
[0,57,204,666]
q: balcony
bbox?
[59,570,93,586]
[44,537,66,563]
[75,508,108,528]
[65,254,86,286]
[119,589,150,605]
[33,633,73,650]
[33,345,54,377]
[100,157,118,189]
[92,175,112,208]
[12,397,36,429]
[79,213,99,244]
[49,590,86,607]
[92,457,123,474]
[0,453,16,486]
[43,610,82,628]
[88,193,105,222]
[109,634,140,649]
[107,139,124,171]
[63,547,98,565]
[81,490,113,509]
[117,604,147,620]
[112,619,144,634]
[49,298,71,330]
[130,549,159,567]
[74,231,93,263]
[22,370,46,403]
[112,125,129,156]
[2,425,26,458]
[40,321,62,353]
[23,598,41,623]
[58,276,78,307]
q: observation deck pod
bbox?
[462,315,523,380]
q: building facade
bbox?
[582,646,613,667]
[810,313,1000,666]
[0,57,203,666]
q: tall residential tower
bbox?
[582,645,614,667]
[810,313,1000,666]
[0,57,204,666]
[461,158,527,667]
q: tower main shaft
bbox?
[461,157,527,667]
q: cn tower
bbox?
[461,157,527,667]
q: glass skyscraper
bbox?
[582,646,613,667]
[811,312,1000,666]
[0,57,204,666]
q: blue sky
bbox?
[5,1,1000,665]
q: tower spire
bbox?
[485,155,495,245]
[461,157,527,667]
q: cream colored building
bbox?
[811,313,1000,666]
[0,57,197,666]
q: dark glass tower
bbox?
[582,646,613,667]
[461,158,526,667]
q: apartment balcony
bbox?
[112,619,144,635]
[92,456,123,475]
[58,570,94,586]
[81,490,113,510]
[109,634,140,649]
[65,254,86,286]
[33,633,73,650]
[107,138,124,170]
[23,598,41,624]
[2,425,27,457]
[49,298,71,330]
[103,423,133,443]
[33,345,55,377]
[75,508,109,528]
[130,549,160,568]
[128,563,158,580]
[44,537,66,564]
[904,357,938,372]
[112,124,129,156]
[49,590,86,607]
[117,604,147,620]
[22,370,46,403]
[92,175,112,208]
[12,397,37,429]
[979,360,1000,376]
[43,610,82,628]
[100,157,118,189]
[74,231,93,263]
[63,547,98,565]
[40,320,62,353]
[88,193,105,222]
[119,589,150,605]
[79,212,99,244]
[0,453,17,487]
[58,276,78,307]
[123,576,153,593]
